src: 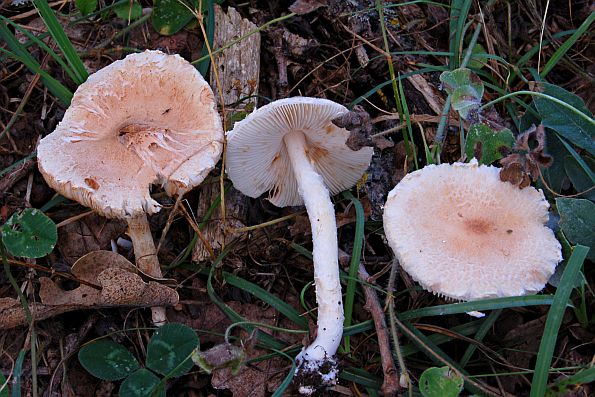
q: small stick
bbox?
[358,264,399,397]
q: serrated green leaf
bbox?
[1,208,57,258]
[465,123,514,164]
[119,369,165,397]
[556,198,595,260]
[419,366,464,397]
[75,0,97,15]
[114,1,142,20]
[534,83,595,155]
[152,0,197,36]
[146,323,198,377]
[78,340,140,381]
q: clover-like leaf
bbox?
[1,208,57,258]
[152,0,197,36]
[146,323,199,377]
[419,366,464,397]
[465,124,514,164]
[556,198,594,260]
[78,339,140,381]
[114,0,142,20]
[440,68,484,121]
[119,369,165,397]
[75,0,97,15]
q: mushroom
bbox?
[383,160,562,301]
[226,97,373,392]
[37,50,223,323]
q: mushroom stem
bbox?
[284,131,343,386]
[126,214,167,325]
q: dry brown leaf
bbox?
[0,251,178,329]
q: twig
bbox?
[358,264,399,397]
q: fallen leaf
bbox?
[289,0,327,15]
[0,251,178,329]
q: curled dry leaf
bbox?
[500,124,553,188]
[333,106,375,151]
[0,251,178,329]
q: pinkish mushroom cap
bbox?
[383,160,562,301]
[38,50,223,219]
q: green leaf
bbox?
[114,1,142,20]
[440,68,484,120]
[563,155,595,200]
[556,198,595,260]
[119,369,165,397]
[75,0,97,15]
[146,323,198,377]
[419,366,464,397]
[534,83,595,155]
[530,245,589,397]
[152,0,197,36]
[78,340,140,381]
[467,43,486,70]
[0,372,8,397]
[465,123,514,164]
[1,209,57,258]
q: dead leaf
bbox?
[333,106,375,151]
[289,0,327,15]
[500,124,553,188]
[0,251,178,329]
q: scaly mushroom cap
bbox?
[38,50,223,219]
[226,97,374,207]
[383,161,562,301]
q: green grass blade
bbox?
[0,46,72,106]
[197,0,215,76]
[448,0,472,68]
[270,349,296,397]
[206,250,285,350]
[459,309,502,367]
[223,272,308,329]
[0,15,78,83]
[401,295,556,319]
[530,245,589,397]
[341,192,365,353]
[541,12,595,78]
[32,0,88,84]
[12,349,25,397]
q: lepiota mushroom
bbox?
[226,97,373,392]
[383,160,562,301]
[37,50,223,323]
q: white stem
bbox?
[127,214,167,325]
[284,131,343,368]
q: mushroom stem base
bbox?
[294,356,339,395]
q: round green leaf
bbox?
[419,366,464,397]
[78,340,140,381]
[119,369,165,397]
[146,323,198,377]
[114,1,143,20]
[465,124,515,164]
[75,0,98,16]
[1,208,57,258]
[152,0,197,36]
[556,198,595,260]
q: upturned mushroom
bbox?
[383,160,562,301]
[226,97,373,392]
[37,50,223,323]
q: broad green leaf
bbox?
[0,372,8,397]
[146,323,198,377]
[1,208,57,258]
[440,68,484,120]
[78,340,140,381]
[119,369,165,397]
[75,0,97,15]
[152,0,197,36]
[419,366,464,397]
[534,83,595,155]
[563,155,595,200]
[114,1,143,20]
[467,43,486,70]
[542,131,570,193]
[556,198,595,260]
[465,123,514,164]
